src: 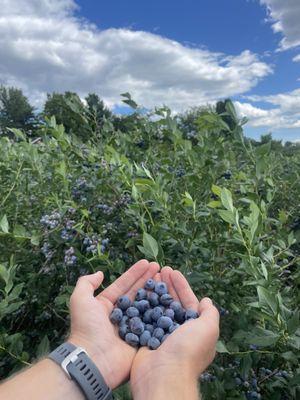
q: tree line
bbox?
[0,85,299,151]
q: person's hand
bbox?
[130,266,220,399]
[68,259,160,389]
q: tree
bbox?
[0,86,35,135]
[85,93,112,135]
[43,92,89,137]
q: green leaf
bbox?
[211,184,222,197]
[0,215,9,233]
[131,184,138,200]
[260,262,268,280]
[121,92,138,109]
[288,334,300,350]
[218,210,236,224]
[287,311,300,335]
[257,286,278,315]
[207,200,221,208]
[142,232,158,259]
[247,329,280,347]
[220,188,234,211]
[7,128,27,141]
[240,354,252,378]
[36,335,50,358]
[0,264,9,285]
[30,234,40,246]
[13,224,27,237]
[216,340,230,353]
[289,374,300,386]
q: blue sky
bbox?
[0,0,299,141]
[75,0,300,140]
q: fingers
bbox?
[197,297,220,341]
[99,259,151,303]
[170,270,199,310]
[125,262,160,300]
[71,271,104,302]
[153,271,161,282]
[160,266,179,300]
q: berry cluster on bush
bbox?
[110,279,199,350]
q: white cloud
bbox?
[0,0,272,111]
[260,0,300,50]
[235,88,300,129]
[293,54,300,62]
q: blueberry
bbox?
[235,377,242,385]
[164,308,175,320]
[148,292,159,307]
[157,316,173,330]
[110,308,123,324]
[158,305,165,312]
[125,333,139,347]
[155,282,168,296]
[126,307,139,318]
[169,323,180,333]
[133,301,140,309]
[136,300,150,314]
[144,279,155,290]
[185,309,199,320]
[143,309,153,324]
[248,392,259,399]
[136,288,147,301]
[119,324,130,339]
[129,317,144,335]
[252,378,258,388]
[145,324,154,334]
[152,306,163,321]
[265,369,272,375]
[161,334,170,343]
[153,327,164,341]
[139,330,152,346]
[120,315,129,325]
[160,294,173,306]
[117,296,131,311]
[148,337,161,350]
[249,344,257,351]
[170,301,182,312]
[174,308,186,324]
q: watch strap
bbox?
[48,342,113,400]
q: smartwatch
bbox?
[48,342,113,400]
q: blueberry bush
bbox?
[0,99,299,399]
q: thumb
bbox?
[72,271,104,299]
[196,297,220,341]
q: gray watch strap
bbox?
[48,342,113,400]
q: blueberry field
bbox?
[0,98,299,399]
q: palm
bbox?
[70,259,160,389]
[131,267,219,387]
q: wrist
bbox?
[131,364,199,400]
[68,334,114,389]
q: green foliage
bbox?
[0,100,299,399]
[0,86,35,136]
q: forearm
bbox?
[131,367,200,400]
[0,359,84,400]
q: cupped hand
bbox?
[130,267,220,396]
[68,259,160,389]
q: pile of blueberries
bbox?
[110,279,199,350]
